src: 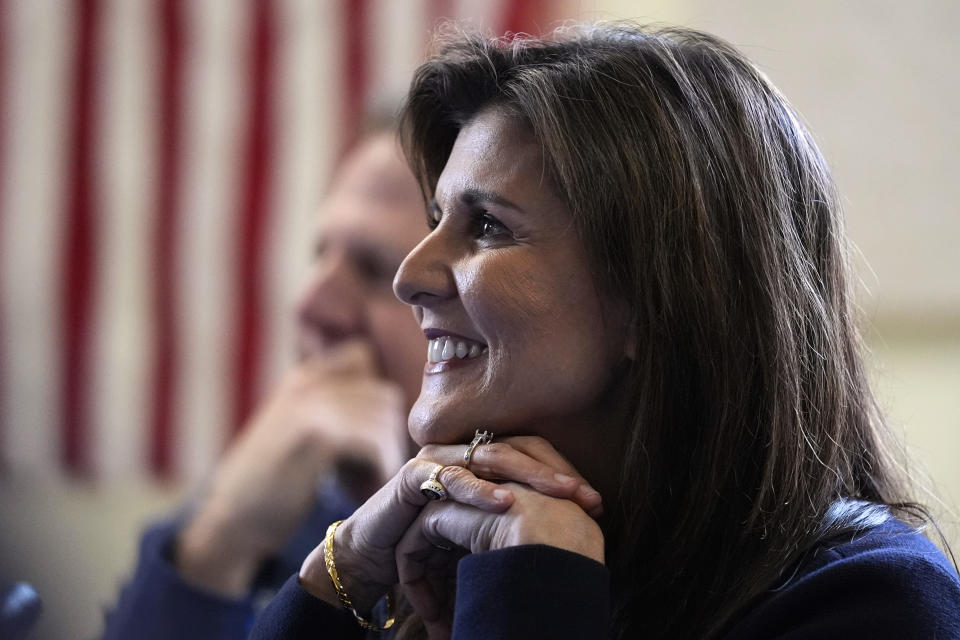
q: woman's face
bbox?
[394,109,629,470]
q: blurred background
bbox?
[0,0,956,637]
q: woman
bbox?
[250,24,960,639]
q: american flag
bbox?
[0,0,550,482]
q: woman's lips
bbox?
[423,355,483,374]
[423,337,487,374]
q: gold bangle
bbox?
[323,520,396,631]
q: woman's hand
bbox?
[394,436,605,638]
[450,435,604,519]
[397,482,604,638]
[296,436,601,618]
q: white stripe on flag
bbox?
[260,0,341,396]
[89,0,157,480]
[369,0,431,104]
[173,0,251,482]
[451,0,509,32]
[0,0,75,474]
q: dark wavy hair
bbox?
[398,23,931,638]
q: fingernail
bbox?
[493,488,512,502]
[554,473,576,484]
[578,484,600,498]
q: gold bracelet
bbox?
[323,520,396,631]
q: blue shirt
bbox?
[249,518,960,639]
[101,486,356,640]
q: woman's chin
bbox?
[407,400,478,447]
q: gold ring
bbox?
[463,429,493,467]
[419,464,448,501]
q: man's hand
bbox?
[174,340,408,596]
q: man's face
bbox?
[295,132,427,406]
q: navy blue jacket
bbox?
[101,487,356,640]
[249,518,960,639]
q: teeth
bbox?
[441,339,455,360]
[427,336,486,363]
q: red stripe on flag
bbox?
[500,0,545,37]
[231,0,276,436]
[341,0,370,154]
[427,0,453,33]
[61,0,102,474]
[149,0,185,476]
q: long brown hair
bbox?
[400,23,925,638]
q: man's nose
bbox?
[296,253,365,342]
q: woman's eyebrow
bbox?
[460,188,526,214]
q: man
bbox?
[102,127,427,639]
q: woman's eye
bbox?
[427,201,442,230]
[475,213,510,240]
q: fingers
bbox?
[396,500,495,569]
[495,436,579,475]
[308,458,510,612]
[283,374,407,476]
[405,485,606,562]
[416,438,603,518]
[395,460,514,514]
[395,510,459,638]
[494,436,604,518]
[418,500,491,553]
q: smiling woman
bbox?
[250,23,960,640]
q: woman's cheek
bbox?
[461,255,554,343]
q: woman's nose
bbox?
[393,231,457,307]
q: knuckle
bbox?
[416,444,441,460]
[470,519,495,552]
[400,457,423,477]
[528,436,552,451]
[461,474,497,501]
[283,367,312,392]
[421,504,444,541]
[466,475,493,498]
[396,466,424,504]
[482,442,511,459]
[439,465,470,486]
